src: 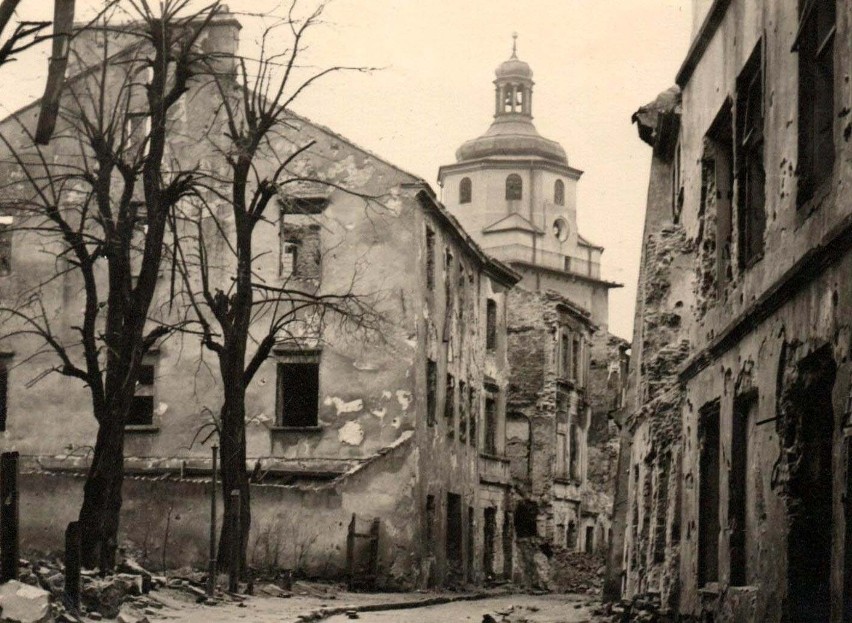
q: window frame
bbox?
[459,177,472,204]
[505,174,522,201]
[554,179,565,206]
[274,348,322,429]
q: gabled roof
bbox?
[482,212,543,236]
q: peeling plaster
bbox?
[381,391,393,400]
[156,402,168,416]
[371,408,387,419]
[396,390,412,411]
[338,421,364,446]
[391,417,401,429]
[324,396,364,414]
[353,360,378,371]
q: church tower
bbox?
[438,37,620,327]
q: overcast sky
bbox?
[1,0,694,340]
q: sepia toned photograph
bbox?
[0,1,847,621]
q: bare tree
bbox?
[0,0,221,570]
[0,0,52,69]
[167,2,382,574]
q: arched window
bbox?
[505,174,522,200]
[459,177,472,204]
[554,179,565,205]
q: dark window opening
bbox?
[566,521,577,549]
[425,227,435,290]
[282,240,299,276]
[426,495,436,546]
[554,179,564,206]
[0,217,11,276]
[280,224,321,279]
[560,330,570,378]
[469,388,478,448]
[276,358,320,427]
[427,359,437,426]
[459,177,472,204]
[572,336,581,383]
[730,393,755,586]
[703,102,734,295]
[569,423,580,481]
[466,506,475,580]
[0,360,8,431]
[502,512,513,579]
[736,42,766,268]
[446,493,463,579]
[458,380,468,444]
[486,299,497,351]
[484,392,498,454]
[505,174,522,201]
[698,401,720,586]
[484,507,496,577]
[514,500,537,538]
[585,526,595,554]
[445,374,455,439]
[128,362,155,426]
[795,0,835,206]
[786,347,835,622]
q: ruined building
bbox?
[613,0,852,620]
[0,10,523,589]
[438,42,628,578]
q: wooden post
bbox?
[207,445,218,597]
[63,522,81,612]
[0,451,19,582]
[228,489,240,593]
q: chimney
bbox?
[200,4,242,75]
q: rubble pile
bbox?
[547,549,605,594]
[590,593,669,623]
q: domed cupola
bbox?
[456,34,568,165]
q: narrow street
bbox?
[322,595,596,623]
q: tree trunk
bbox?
[216,400,250,580]
[78,416,125,570]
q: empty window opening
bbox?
[459,177,472,204]
[505,174,522,201]
[566,521,577,549]
[785,347,836,623]
[736,42,766,269]
[795,0,836,206]
[698,401,721,586]
[556,432,567,478]
[569,423,581,481]
[426,359,437,426]
[560,330,571,378]
[124,111,150,159]
[128,362,155,426]
[486,299,497,351]
[554,179,565,206]
[572,336,581,383]
[425,495,436,559]
[483,507,496,577]
[730,392,755,586]
[469,388,478,448]
[276,352,320,427]
[281,240,299,276]
[502,512,513,579]
[446,493,464,579]
[0,360,8,432]
[458,381,468,444]
[280,224,320,279]
[466,506,475,580]
[445,374,455,439]
[585,526,595,554]
[425,227,435,290]
[484,392,498,454]
[0,215,12,276]
[701,102,734,298]
[514,500,538,538]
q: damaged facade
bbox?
[613,1,852,621]
[438,45,628,584]
[0,10,523,590]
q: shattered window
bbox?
[795,0,835,206]
[736,42,766,268]
[124,111,150,160]
[425,227,435,290]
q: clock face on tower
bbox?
[553,218,570,242]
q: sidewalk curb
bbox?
[294,589,516,622]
